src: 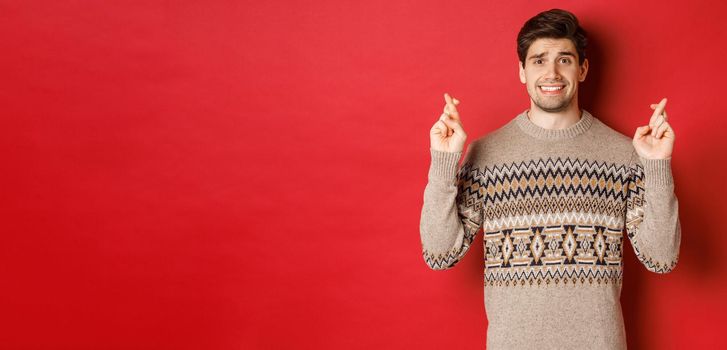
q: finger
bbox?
[442,95,453,122]
[442,105,454,121]
[662,121,675,139]
[656,121,672,139]
[442,116,465,135]
[649,98,667,135]
[653,114,665,130]
[634,125,651,138]
[649,98,667,126]
[447,101,460,119]
[431,121,442,136]
[649,106,669,128]
[432,120,448,136]
[443,93,460,118]
[651,97,667,118]
[438,119,453,137]
[651,114,666,137]
[443,105,459,122]
[443,119,453,137]
[655,122,667,139]
[438,117,452,133]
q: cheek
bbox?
[528,83,539,95]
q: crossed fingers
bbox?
[648,97,671,138]
[440,93,460,121]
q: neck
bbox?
[527,102,583,130]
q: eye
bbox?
[560,57,571,64]
[535,59,543,64]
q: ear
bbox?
[519,61,526,84]
[578,58,589,82]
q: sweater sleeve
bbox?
[419,145,485,270]
[624,149,681,274]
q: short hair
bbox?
[517,8,588,67]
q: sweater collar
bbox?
[515,108,595,140]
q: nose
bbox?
[544,62,561,80]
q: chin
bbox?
[540,106,569,113]
[534,99,572,113]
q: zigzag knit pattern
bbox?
[422,155,678,285]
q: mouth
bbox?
[538,84,565,95]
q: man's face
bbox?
[519,37,588,113]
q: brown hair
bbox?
[517,9,588,67]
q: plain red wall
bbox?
[1,0,726,349]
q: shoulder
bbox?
[588,113,637,162]
[475,114,521,145]
[462,118,518,164]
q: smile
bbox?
[539,85,565,94]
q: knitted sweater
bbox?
[419,109,681,350]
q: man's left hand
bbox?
[632,97,675,159]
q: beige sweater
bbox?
[420,109,681,349]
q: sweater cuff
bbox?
[428,148,462,181]
[640,156,673,187]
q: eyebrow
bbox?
[528,51,577,60]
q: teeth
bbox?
[540,86,564,91]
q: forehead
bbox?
[526,37,576,56]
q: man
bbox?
[419,8,680,350]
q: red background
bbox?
[2,1,726,349]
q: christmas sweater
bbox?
[419,109,681,349]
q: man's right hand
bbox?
[430,92,467,153]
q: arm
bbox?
[624,149,681,274]
[419,145,485,270]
